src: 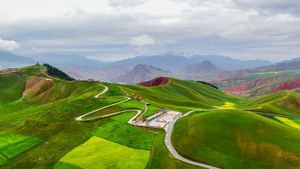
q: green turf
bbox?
[0,134,42,159]
[91,121,156,150]
[57,136,150,169]
[146,133,204,169]
[172,110,300,169]
[111,111,137,123]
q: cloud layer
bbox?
[0,38,20,51]
[0,0,299,61]
[129,35,155,46]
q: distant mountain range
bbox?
[234,61,300,74]
[279,57,300,64]
[116,64,176,84]
[111,52,272,73]
[0,51,36,69]
[179,60,222,74]
[4,50,300,85]
[58,65,129,82]
[34,54,108,68]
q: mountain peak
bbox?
[116,64,173,84]
[179,60,222,74]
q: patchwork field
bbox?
[91,121,156,150]
[55,136,150,169]
[0,134,42,166]
[2,64,300,169]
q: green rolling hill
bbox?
[241,90,300,117]
[172,110,300,169]
[122,78,242,113]
[0,64,299,169]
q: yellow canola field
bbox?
[257,72,278,75]
[214,102,235,109]
[275,117,300,130]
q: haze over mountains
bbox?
[3,50,300,84]
[0,51,35,69]
[110,52,272,73]
[116,64,175,84]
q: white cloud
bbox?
[129,35,155,46]
[1,0,300,61]
[0,38,20,51]
[108,0,147,8]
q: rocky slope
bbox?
[116,64,175,84]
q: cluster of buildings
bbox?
[131,94,143,101]
[133,109,182,131]
[1,68,25,74]
[74,79,99,82]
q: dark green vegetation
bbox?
[242,90,300,116]
[196,81,218,90]
[0,134,41,166]
[91,121,156,150]
[122,78,241,113]
[43,63,74,81]
[172,110,300,169]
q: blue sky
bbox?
[0,0,300,62]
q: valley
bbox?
[0,64,299,169]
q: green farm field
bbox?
[1,64,300,169]
[0,134,41,166]
[55,136,150,169]
[91,121,156,150]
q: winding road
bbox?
[165,108,300,169]
[76,83,300,169]
[75,83,148,124]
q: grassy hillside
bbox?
[0,75,115,168]
[0,74,26,105]
[242,90,300,116]
[2,66,300,169]
[122,78,242,113]
[172,110,300,169]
